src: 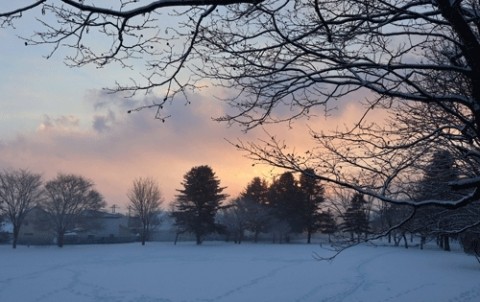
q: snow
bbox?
[0,222,13,233]
[0,241,479,302]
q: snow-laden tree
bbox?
[127,177,164,245]
[3,1,480,239]
[0,169,43,248]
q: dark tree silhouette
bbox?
[3,1,480,248]
[42,173,105,247]
[413,150,463,251]
[268,172,303,241]
[0,169,43,248]
[239,177,271,242]
[318,209,337,243]
[299,168,325,244]
[341,193,370,243]
[172,165,227,245]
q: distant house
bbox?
[65,211,137,244]
[10,208,137,246]
[149,214,222,243]
[17,207,55,245]
[0,220,13,243]
[75,211,137,243]
[149,214,179,242]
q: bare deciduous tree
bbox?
[3,1,480,245]
[0,169,43,248]
[43,173,106,247]
[127,177,164,245]
[218,198,249,244]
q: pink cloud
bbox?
[0,85,382,212]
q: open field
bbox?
[1,241,479,302]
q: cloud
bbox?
[0,88,270,211]
[92,110,116,133]
[37,115,81,132]
[0,83,384,212]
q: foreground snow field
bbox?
[0,242,479,302]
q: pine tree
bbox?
[414,150,460,251]
[268,172,304,241]
[172,165,227,245]
[318,209,337,243]
[239,177,270,242]
[299,169,325,244]
[341,193,369,243]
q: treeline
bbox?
[338,150,480,262]
[0,166,339,248]
[371,150,480,258]
[0,170,105,248]
[0,170,166,249]
[2,157,480,262]
[170,166,336,245]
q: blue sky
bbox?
[0,13,291,209]
[0,5,366,211]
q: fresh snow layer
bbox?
[0,242,479,302]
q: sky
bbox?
[0,4,369,212]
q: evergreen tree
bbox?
[299,169,325,243]
[268,172,303,241]
[241,177,269,205]
[318,209,337,243]
[414,150,460,251]
[172,165,227,245]
[341,193,369,242]
[239,177,270,242]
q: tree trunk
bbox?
[12,224,19,249]
[196,233,202,245]
[141,225,147,245]
[437,236,443,249]
[403,233,408,249]
[253,230,259,243]
[307,229,312,244]
[57,232,64,248]
[394,234,401,247]
[443,235,451,251]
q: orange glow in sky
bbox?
[0,16,378,212]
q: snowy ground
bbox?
[0,241,479,302]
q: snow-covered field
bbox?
[0,241,479,302]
